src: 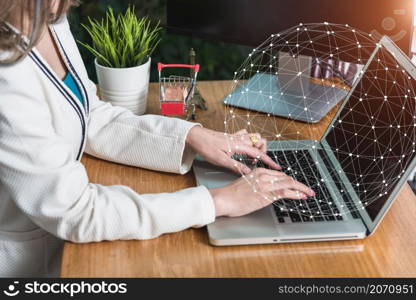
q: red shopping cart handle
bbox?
[158,63,200,73]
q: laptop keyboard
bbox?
[317,149,361,219]
[255,150,357,223]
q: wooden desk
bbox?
[61,81,416,277]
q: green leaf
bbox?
[77,5,161,68]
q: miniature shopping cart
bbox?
[158,63,200,119]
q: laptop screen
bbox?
[325,44,416,221]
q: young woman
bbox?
[0,0,314,277]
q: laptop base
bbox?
[208,206,366,246]
[192,141,367,246]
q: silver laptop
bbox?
[194,36,416,246]
[223,52,353,123]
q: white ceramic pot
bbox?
[95,57,151,115]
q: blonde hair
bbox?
[0,0,79,65]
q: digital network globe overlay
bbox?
[223,22,416,220]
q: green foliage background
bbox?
[68,0,250,82]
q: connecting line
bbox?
[224,22,416,216]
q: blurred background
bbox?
[69,0,416,83]
[68,0,251,82]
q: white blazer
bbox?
[0,18,215,277]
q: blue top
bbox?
[63,72,84,106]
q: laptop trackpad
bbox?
[193,158,240,189]
[193,159,279,244]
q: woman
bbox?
[0,0,314,277]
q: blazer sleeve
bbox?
[0,88,215,242]
[84,80,199,174]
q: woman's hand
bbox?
[186,126,280,174]
[209,168,315,217]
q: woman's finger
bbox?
[247,133,262,147]
[276,189,308,200]
[222,155,252,174]
[233,133,267,154]
[252,167,287,177]
[255,138,267,152]
[255,188,307,202]
[233,133,259,148]
[257,174,290,185]
[235,144,281,170]
[235,135,255,148]
[254,172,314,197]
[260,180,306,197]
[276,178,315,197]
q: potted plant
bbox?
[79,6,161,115]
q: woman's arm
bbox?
[0,87,215,242]
[84,80,199,174]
